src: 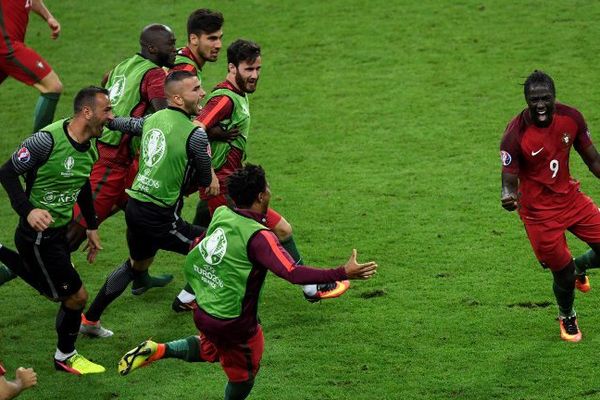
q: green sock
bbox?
[553,281,575,317]
[224,380,254,400]
[33,92,60,132]
[164,336,202,362]
[0,264,16,285]
[281,235,303,265]
[574,249,600,274]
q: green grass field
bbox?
[2,1,600,398]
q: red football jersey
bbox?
[0,0,32,45]
[500,103,593,220]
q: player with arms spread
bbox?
[0,87,111,374]
[500,70,600,342]
[0,0,63,132]
[118,164,378,400]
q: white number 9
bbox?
[550,159,559,178]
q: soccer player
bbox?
[0,363,37,399]
[0,0,63,132]
[81,70,214,336]
[171,9,237,228]
[118,164,378,400]
[0,87,111,374]
[500,70,600,342]
[172,9,223,84]
[68,24,177,297]
[173,39,347,311]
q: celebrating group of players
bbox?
[0,3,377,399]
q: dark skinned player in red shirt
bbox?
[0,0,63,132]
[500,70,600,342]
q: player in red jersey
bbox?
[0,0,63,132]
[68,25,178,298]
[500,70,600,342]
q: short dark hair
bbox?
[227,164,267,208]
[187,9,223,37]
[166,69,196,85]
[524,70,555,98]
[227,39,261,67]
[73,86,109,113]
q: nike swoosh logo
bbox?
[531,147,544,156]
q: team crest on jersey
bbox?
[16,147,30,163]
[108,75,126,106]
[500,150,512,166]
[199,228,227,265]
[142,129,166,168]
[562,133,570,145]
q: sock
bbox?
[131,269,173,290]
[224,380,254,400]
[33,92,60,132]
[574,249,600,274]
[552,262,576,318]
[280,236,303,265]
[54,349,77,362]
[0,264,16,285]
[193,200,212,227]
[85,260,138,321]
[163,336,202,362]
[177,284,196,302]
[56,303,83,355]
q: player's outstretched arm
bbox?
[31,0,60,39]
[579,144,600,179]
[107,117,145,136]
[344,249,377,280]
[501,172,518,212]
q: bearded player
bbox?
[172,39,349,311]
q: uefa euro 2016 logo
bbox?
[108,75,126,106]
[199,228,227,266]
[142,129,166,168]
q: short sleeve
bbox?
[500,116,523,175]
[570,108,593,152]
[143,68,168,102]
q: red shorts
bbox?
[523,193,600,271]
[197,328,264,382]
[0,41,52,85]
[73,160,138,227]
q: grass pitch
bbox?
[2,1,600,399]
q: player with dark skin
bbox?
[67,24,178,250]
[501,70,600,342]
